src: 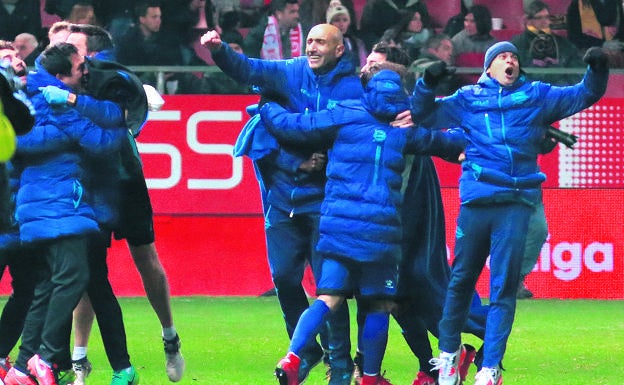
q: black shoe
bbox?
[516,283,534,299]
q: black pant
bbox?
[16,236,90,371]
[0,247,37,357]
[86,232,131,371]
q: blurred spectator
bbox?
[0,0,43,41]
[299,0,356,36]
[243,0,303,59]
[161,0,212,65]
[94,0,137,41]
[451,5,497,62]
[511,0,584,85]
[360,0,429,51]
[566,0,624,51]
[326,0,366,68]
[66,2,97,25]
[219,8,240,34]
[13,32,41,66]
[116,0,186,91]
[444,0,471,38]
[200,29,251,94]
[116,0,182,66]
[47,20,73,46]
[410,33,463,95]
[381,7,432,61]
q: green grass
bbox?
[2,297,623,384]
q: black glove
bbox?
[583,47,609,72]
[423,61,455,88]
[540,126,578,154]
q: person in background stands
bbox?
[381,7,433,61]
[243,0,303,60]
[566,0,624,52]
[511,0,585,86]
[410,33,464,95]
[359,0,429,51]
[0,0,43,42]
[451,5,497,62]
[326,0,366,68]
[13,33,41,67]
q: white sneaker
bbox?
[163,334,185,382]
[474,366,502,385]
[72,357,92,385]
[429,346,463,385]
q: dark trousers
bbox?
[0,248,37,357]
[16,236,90,371]
[265,206,352,370]
[86,232,131,371]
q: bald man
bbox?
[202,24,361,385]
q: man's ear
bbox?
[336,43,345,57]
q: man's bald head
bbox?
[305,24,345,73]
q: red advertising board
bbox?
[2,95,622,299]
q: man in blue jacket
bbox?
[259,61,465,385]
[201,24,361,385]
[3,42,127,385]
[413,41,609,385]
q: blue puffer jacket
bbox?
[13,62,126,243]
[261,70,465,264]
[411,66,608,206]
[213,43,363,215]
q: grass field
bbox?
[2,296,623,385]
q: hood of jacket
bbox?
[362,69,410,120]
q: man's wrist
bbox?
[67,93,77,106]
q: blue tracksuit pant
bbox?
[265,206,351,370]
[439,203,532,367]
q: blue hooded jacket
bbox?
[411,63,608,206]
[261,69,465,264]
[213,43,363,215]
[13,60,126,243]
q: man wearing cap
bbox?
[411,41,609,385]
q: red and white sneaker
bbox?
[4,367,38,385]
[474,366,502,385]
[429,346,465,385]
[27,354,57,385]
[458,344,476,383]
[412,371,436,385]
[0,356,13,380]
[360,373,394,385]
[275,352,300,385]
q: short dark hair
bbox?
[40,42,77,76]
[70,23,114,53]
[134,0,161,19]
[270,0,298,14]
[525,0,549,19]
[371,41,411,66]
[468,5,492,35]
